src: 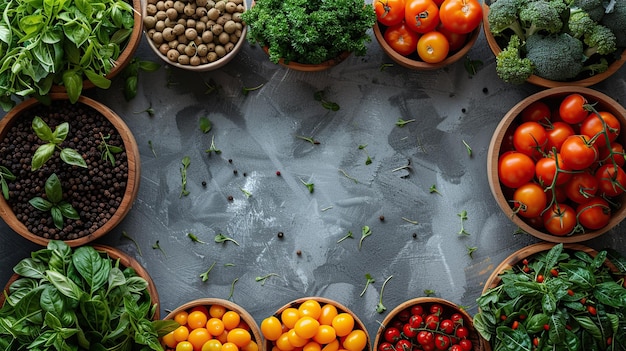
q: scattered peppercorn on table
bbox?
[1,0,626,349]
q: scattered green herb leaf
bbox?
[134,104,155,116]
[296,135,320,145]
[122,58,161,101]
[380,63,394,71]
[0,165,16,200]
[337,231,354,243]
[200,262,217,282]
[300,178,315,193]
[255,273,279,286]
[187,233,206,244]
[395,118,416,128]
[204,79,222,95]
[122,230,143,256]
[338,169,359,183]
[29,173,80,230]
[240,188,252,198]
[199,117,212,133]
[377,275,393,313]
[467,245,477,259]
[313,90,340,111]
[242,83,264,96]
[360,273,375,297]
[429,184,441,195]
[458,210,470,236]
[152,240,166,257]
[462,140,473,157]
[359,144,372,165]
[180,156,191,198]
[215,233,240,246]
[358,226,372,250]
[228,277,239,300]
[401,217,419,224]
[205,135,222,154]
[424,289,436,296]
[98,132,123,166]
[464,56,483,77]
[321,206,333,212]
[148,140,157,158]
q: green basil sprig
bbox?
[31,116,87,171]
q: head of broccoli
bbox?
[600,0,626,47]
[519,0,568,37]
[487,0,527,40]
[495,34,534,84]
[525,32,584,81]
[567,9,597,38]
[570,0,606,21]
[583,23,617,58]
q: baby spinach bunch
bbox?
[474,243,626,351]
[242,0,376,65]
[0,0,136,111]
[0,240,178,351]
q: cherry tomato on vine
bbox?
[409,314,423,328]
[402,323,417,338]
[383,327,401,343]
[417,31,449,63]
[449,345,463,351]
[546,121,575,151]
[542,203,577,236]
[405,0,440,33]
[595,164,626,197]
[577,197,611,230]
[459,339,473,351]
[411,305,424,316]
[559,93,589,124]
[535,153,571,186]
[375,0,406,26]
[425,314,439,329]
[395,339,412,351]
[417,331,434,346]
[429,303,444,316]
[580,111,621,148]
[396,309,411,322]
[513,121,548,159]
[598,142,626,167]
[450,313,464,325]
[521,100,551,123]
[564,172,598,204]
[383,22,420,56]
[438,319,454,334]
[498,151,535,189]
[560,135,599,170]
[512,182,547,218]
[438,0,482,34]
[455,326,469,339]
[378,342,394,351]
[434,335,450,350]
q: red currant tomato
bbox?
[438,0,482,34]
[425,314,439,330]
[378,342,394,351]
[459,339,473,351]
[434,335,450,350]
[542,203,577,236]
[595,164,626,197]
[560,135,599,170]
[429,303,444,316]
[498,151,536,189]
[512,182,547,218]
[395,339,412,351]
[417,31,449,63]
[455,326,469,339]
[580,111,621,148]
[535,153,571,186]
[521,101,551,123]
[417,331,434,346]
[383,327,401,343]
[598,142,626,167]
[409,314,423,328]
[411,305,424,316]
[546,121,575,151]
[438,319,454,334]
[435,22,467,52]
[375,0,406,26]
[564,172,599,204]
[384,22,420,56]
[405,0,440,33]
[559,93,589,124]
[577,197,611,230]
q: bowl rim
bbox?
[487,86,626,243]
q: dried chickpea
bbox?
[224,42,234,53]
[146,4,158,15]
[207,8,220,21]
[211,23,223,35]
[196,21,206,33]
[159,43,170,55]
[152,31,164,44]
[162,27,176,41]
[173,23,186,36]
[166,7,178,20]
[178,54,190,65]
[167,49,180,62]
[196,7,207,17]
[164,0,174,9]
[155,10,167,21]
[225,1,237,13]
[183,3,196,16]
[184,44,196,56]
[215,45,226,57]
[177,43,187,53]
[197,44,209,56]
[185,28,198,40]
[190,55,202,66]
[156,0,166,11]
[223,20,237,34]
[168,39,179,49]
[214,0,226,12]
[177,35,189,44]
[207,52,218,62]
[144,16,157,29]
[173,0,185,12]
[197,0,208,6]
[218,32,230,45]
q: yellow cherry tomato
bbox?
[322,339,340,351]
[287,328,309,347]
[222,311,241,330]
[331,313,354,337]
[206,318,225,336]
[281,308,301,329]
[416,31,450,64]
[298,300,322,320]
[303,341,322,351]
[188,310,209,330]
[174,325,190,342]
[222,342,240,351]
[261,316,283,341]
[341,330,367,351]
[216,330,229,344]
[318,304,338,326]
[201,339,222,351]
[174,311,189,326]
[294,316,320,339]
[275,332,296,351]
[242,340,259,351]
[313,325,336,344]
[209,304,227,319]
[188,328,212,351]
[227,328,252,348]
[162,331,178,348]
[176,341,194,351]
[190,305,210,317]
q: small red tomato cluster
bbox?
[498,93,625,236]
[374,0,482,63]
[377,302,473,351]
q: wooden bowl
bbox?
[262,46,352,72]
[482,2,626,88]
[142,0,247,71]
[373,297,483,351]
[161,298,262,350]
[266,297,370,351]
[0,93,141,247]
[487,86,626,242]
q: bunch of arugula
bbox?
[241,0,376,65]
[0,0,136,111]
[473,243,626,351]
[0,240,178,350]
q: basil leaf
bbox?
[62,70,83,104]
[29,197,53,212]
[524,313,549,334]
[46,270,84,301]
[44,173,63,203]
[84,69,111,89]
[31,143,55,170]
[73,246,111,294]
[125,276,148,294]
[80,298,110,332]
[138,60,161,72]
[575,315,603,341]
[40,285,75,326]
[60,148,87,168]
[50,122,69,144]
[593,281,626,307]
[32,116,53,141]
[58,202,79,219]
[13,258,47,279]
[495,325,532,351]
[51,206,64,229]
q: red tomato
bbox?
[559,94,589,124]
[438,0,482,34]
[434,335,450,350]
[395,339,412,351]
[378,342,394,351]
[417,31,449,63]
[564,172,599,204]
[435,22,468,51]
[383,327,401,343]
[577,197,611,230]
[542,203,577,236]
[546,121,575,151]
[383,22,419,56]
[580,111,621,148]
[438,319,454,334]
[498,151,535,188]
[535,153,571,186]
[405,0,440,33]
[417,331,434,346]
[375,0,406,26]
[424,314,439,329]
[595,164,626,197]
[455,326,469,339]
[513,121,548,159]
[512,182,547,218]
[521,101,551,123]
[560,135,599,170]
[459,340,473,351]
[598,142,626,167]
[429,303,444,315]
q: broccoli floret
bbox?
[600,0,626,47]
[487,0,527,40]
[525,32,584,81]
[567,9,596,38]
[583,24,617,58]
[519,0,568,37]
[570,0,605,21]
[580,57,609,75]
[495,34,534,84]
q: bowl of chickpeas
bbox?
[142,0,247,71]
[161,298,262,351]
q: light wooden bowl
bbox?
[143,0,247,72]
[487,86,626,242]
[262,47,352,72]
[0,93,141,247]
[373,297,483,351]
[267,297,370,351]
[161,298,262,349]
[482,2,626,88]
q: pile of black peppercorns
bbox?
[0,100,128,241]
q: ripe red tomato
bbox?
[435,22,468,52]
[577,197,611,230]
[564,172,598,204]
[383,22,420,56]
[458,339,473,351]
[375,0,406,26]
[438,0,482,34]
[598,142,626,167]
[560,135,599,170]
[411,305,424,316]
[559,93,589,124]
[535,153,571,186]
[513,121,548,159]
[580,111,621,148]
[429,303,444,315]
[383,327,401,343]
[595,164,626,197]
[395,339,412,351]
[434,335,450,350]
[512,182,547,218]
[498,151,535,189]
[378,342,394,351]
[542,203,577,236]
[424,314,439,329]
[546,121,575,151]
[402,323,417,338]
[521,101,551,123]
[455,326,469,339]
[405,0,440,33]
[417,331,434,346]
[417,31,449,63]
[438,319,454,334]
